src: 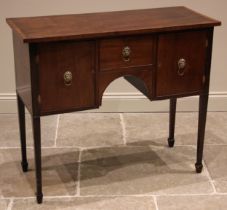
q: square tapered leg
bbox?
[168,98,177,148]
[17,94,28,172]
[32,116,43,203]
[195,94,208,173]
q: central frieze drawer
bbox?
[99,35,154,71]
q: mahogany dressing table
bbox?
[6,7,221,203]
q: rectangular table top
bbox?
[6,6,221,43]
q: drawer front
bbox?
[38,41,95,113]
[156,30,208,97]
[99,35,154,71]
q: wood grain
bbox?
[38,41,95,114]
[97,68,153,105]
[13,32,33,113]
[99,35,154,71]
[6,7,221,43]
[156,30,208,98]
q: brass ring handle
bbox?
[177,58,186,76]
[64,71,72,86]
[122,46,131,62]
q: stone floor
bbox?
[0,112,227,209]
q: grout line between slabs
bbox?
[6,199,13,210]
[1,144,227,148]
[203,161,217,194]
[0,144,197,150]
[76,193,217,197]
[54,114,60,148]
[119,113,127,145]
[153,196,159,210]
[5,192,227,201]
[75,149,82,196]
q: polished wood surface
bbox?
[13,33,33,113]
[6,7,220,43]
[6,7,221,204]
[195,28,214,173]
[38,41,95,114]
[156,29,207,98]
[97,68,153,104]
[99,35,154,71]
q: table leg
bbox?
[195,94,208,173]
[17,94,28,172]
[32,116,43,203]
[168,98,177,147]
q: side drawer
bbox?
[156,30,208,97]
[38,41,95,114]
[99,35,154,71]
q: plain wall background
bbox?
[0,0,226,112]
